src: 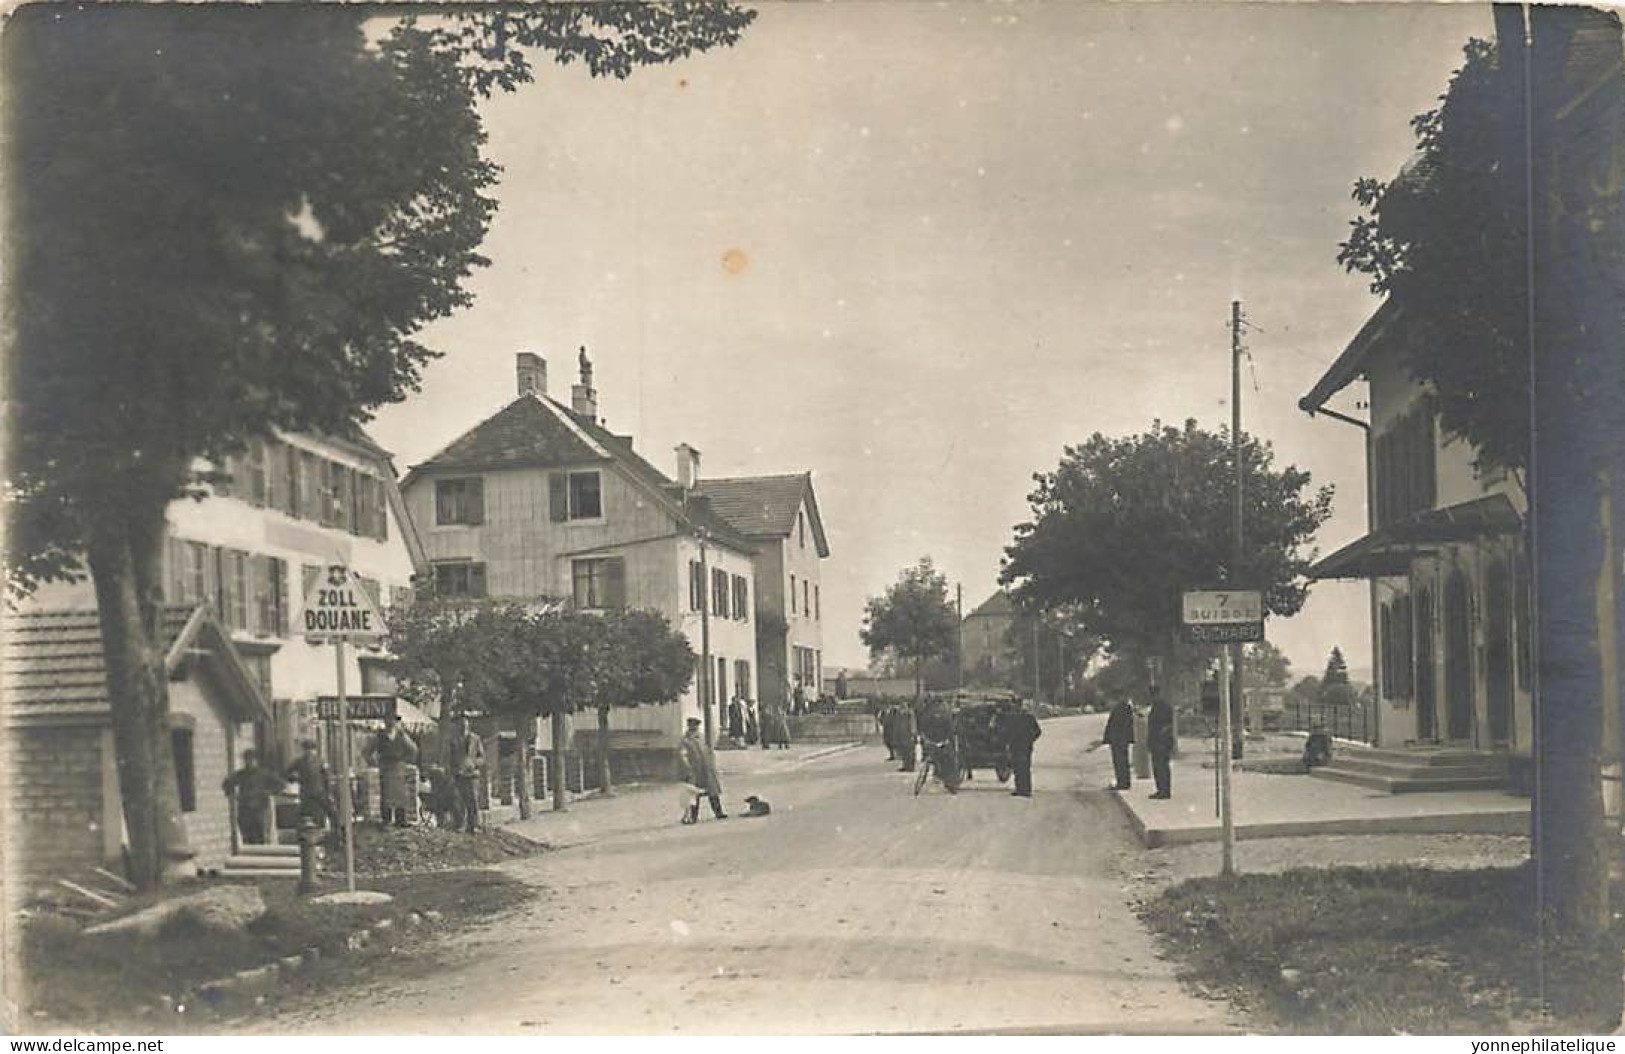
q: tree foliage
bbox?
[1337,38,1529,473]
[1318,646,1355,706]
[1243,640,1292,688]
[1000,420,1333,666]
[860,558,958,692]
[1,2,753,883]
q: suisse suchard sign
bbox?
[301,564,386,642]
[1181,589,1265,643]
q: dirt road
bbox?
[271,715,1237,1035]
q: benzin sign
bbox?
[1182,589,1264,643]
[301,564,386,641]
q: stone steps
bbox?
[1311,746,1511,794]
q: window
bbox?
[435,477,485,526]
[815,584,821,621]
[264,438,285,512]
[299,452,322,521]
[550,471,604,521]
[218,549,250,631]
[798,511,806,549]
[790,574,798,614]
[572,557,626,610]
[171,728,196,813]
[1375,397,1437,527]
[433,560,487,598]
[734,659,751,700]
[803,580,810,619]
[731,575,749,621]
[689,560,705,612]
[712,568,729,617]
[252,555,288,637]
[716,656,728,707]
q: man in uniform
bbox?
[285,738,340,844]
[363,711,419,827]
[1147,686,1175,799]
[449,713,486,834]
[1002,700,1042,798]
[222,748,281,845]
[679,717,727,822]
[892,703,918,772]
[1101,697,1135,791]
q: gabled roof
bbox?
[965,591,1015,620]
[402,395,755,554]
[2,605,271,725]
[692,473,830,558]
[1300,297,1404,414]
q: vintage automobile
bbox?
[952,699,1014,784]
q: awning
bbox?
[1310,494,1523,580]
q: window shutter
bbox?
[606,558,626,610]
[376,479,390,540]
[285,445,301,517]
[470,563,488,598]
[468,477,485,526]
[275,558,290,636]
[548,474,567,522]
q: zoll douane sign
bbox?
[1181,589,1265,643]
[301,564,386,642]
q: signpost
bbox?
[1182,589,1264,877]
[301,564,387,893]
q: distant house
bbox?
[1301,298,1531,785]
[2,606,270,885]
[399,351,758,748]
[961,591,1016,683]
[693,472,830,709]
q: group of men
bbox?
[878,697,1044,798]
[725,696,792,750]
[1098,690,1175,799]
[221,711,492,847]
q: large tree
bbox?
[1000,420,1333,699]
[1343,10,1625,935]
[3,3,754,886]
[861,558,959,704]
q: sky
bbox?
[369,0,1496,679]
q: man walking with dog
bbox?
[679,717,728,823]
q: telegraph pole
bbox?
[697,526,714,747]
[955,582,964,689]
[1231,300,1246,763]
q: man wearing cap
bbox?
[678,717,727,822]
[364,711,419,827]
[449,713,486,834]
[222,748,281,845]
[285,738,339,842]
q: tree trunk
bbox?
[597,705,615,797]
[513,712,532,821]
[86,511,192,889]
[550,708,569,812]
[1518,5,1624,936]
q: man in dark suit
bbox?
[1001,701,1043,798]
[1101,698,1135,791]
[1147,687,1175,799]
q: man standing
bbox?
[892,704,918,772]
[223,748,280,845]
[364,711,419,827]
[679,717,727,821]
[1002,700,1042,798]
[1147,687,1175,800]
[285,738,339,843]
[1101,697,1135,791]
[449,713,486,834]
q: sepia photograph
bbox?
[2,0,1623,1039]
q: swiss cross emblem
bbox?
[326,565,348,587]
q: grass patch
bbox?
[1140,863,1623,1034]
[20,868,535,1033]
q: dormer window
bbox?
[550,470,603,521]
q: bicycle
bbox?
[914,736,961,795]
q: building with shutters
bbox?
[21,428,429,771]
[1300,298,1534,789]
[691,472,831,711]
[398,350,759,746]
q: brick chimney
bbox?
[571,345,598,422]
[516,352,547,398]
[675,443,701,491]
